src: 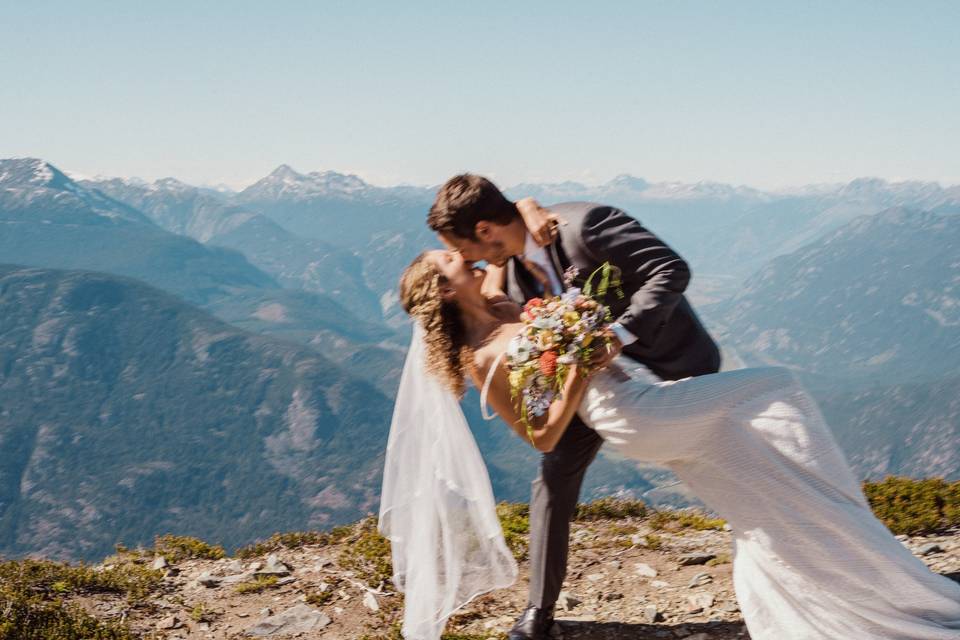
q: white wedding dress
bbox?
[513,353,960,639]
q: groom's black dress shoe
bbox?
[507,603,555,640]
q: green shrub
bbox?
[234,525,354,558]
[643,534,663,550]
[0,558,154,640]
[649,509,726,532]
[189,601,217,623]
[864,476,960,535]
[151,534,225,563]
[235,575,278,594]
[305,589,334,605]
[574,497,647,521]
[338,517,393,587]
[0,558,163,602]
[496,502,530,561]
[0,584,140,640]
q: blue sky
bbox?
[1,1,957,190]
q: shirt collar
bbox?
[523,231,544,260]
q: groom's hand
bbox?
[588,331,623,370]
[517,197,563,247]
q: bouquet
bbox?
[505,263,623,444]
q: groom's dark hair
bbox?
[428,174,518,240]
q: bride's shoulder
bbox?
[468,343,499,375]
[468,325,521,378]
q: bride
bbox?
[378,248,960,640]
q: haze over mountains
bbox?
[2,156,958,561]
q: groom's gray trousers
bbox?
[527,362,715,608]
[526,413,607,608]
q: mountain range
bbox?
[0,264,394,562]
[2,155,958,561]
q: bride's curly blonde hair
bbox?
[399,252,471,397]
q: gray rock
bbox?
[157,614,181,629]
[651,580,672,589]
[255,553,291,577]
[643,604,662,623]
[678,553,715,566]
[688,572,713,588]
[557,591,583,611]
[686,592,716,612]
[151,556,168,570]
[196,571,223,588]
[245,603,332,636]
[918,543,943,556]
[221,571,255,584]
[635,562,658,577]
[363,592,379,612]
[225,559,245,573]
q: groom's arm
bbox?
[580,205,691,349]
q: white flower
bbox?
[532,316,563,331]
[507,336,535,362]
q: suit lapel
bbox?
[508,233,574,301]
[547,237,571,288]
[507,256,542,302]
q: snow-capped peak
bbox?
[240,164,373,200]
[0,157,74,190]
[267,164,304,182]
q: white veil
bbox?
[377,322,518,639]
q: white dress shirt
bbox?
[522,232,638,346]
[522,232,565,297]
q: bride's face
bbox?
[426,249,485,302]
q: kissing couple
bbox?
[378,174,960,639]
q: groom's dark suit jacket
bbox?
[504,201,720,380]
[507,201,721,608]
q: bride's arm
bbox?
[469,344,618,453]
[471,361,591,453]
[481,264,508,301]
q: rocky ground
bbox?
[63,509,960,640]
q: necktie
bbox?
[519,255,557,297]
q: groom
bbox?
[427,174,721,639]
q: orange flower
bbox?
[539,350,558,377]
[524,298,544,313]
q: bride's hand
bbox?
[517,197,563,247]
[481,264,508,301]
